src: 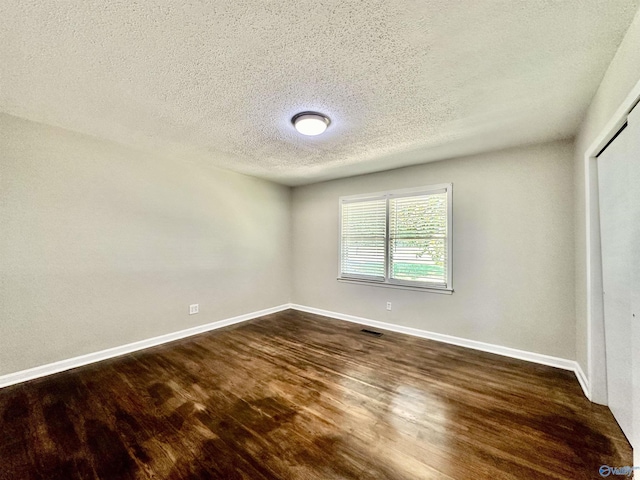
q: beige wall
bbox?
[292,140,576,360]
[574,7,640,391]
[0,113,291,376]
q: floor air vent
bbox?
[361,329,383,337]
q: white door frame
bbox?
[583,79,640,404]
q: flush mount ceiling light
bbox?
[292,111,331,136]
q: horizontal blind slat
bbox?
[389,192,448,286]
[340,199,386,278]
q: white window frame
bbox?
[338,183,453,294]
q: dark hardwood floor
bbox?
[0,309,631,479]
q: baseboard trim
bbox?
[0,302,592,401]
[290,304,591,399]
[574,362,591,400]
[0,304,290,389]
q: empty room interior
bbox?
[2,1,640,479]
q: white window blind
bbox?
[339,184,452,291]
[340,198,386,280]
[389,191,448,287]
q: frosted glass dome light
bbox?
[292,112,330,136]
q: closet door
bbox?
[598,114,633,442]
[630,106,640,464]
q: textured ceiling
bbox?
[1,1,638,185]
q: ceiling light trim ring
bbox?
[292,111,331,136]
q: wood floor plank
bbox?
[0,309,632,479]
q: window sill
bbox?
[337,278,454,295]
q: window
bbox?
[339,184,452,292]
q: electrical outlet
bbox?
[386,302,392,311]
[189,304,199,315]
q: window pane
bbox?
[390,238,446,283]
[341,199,386,279]
[341,237,386,277]
[389,193,447,285]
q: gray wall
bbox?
[0,113,291,376]
[292,140,576,360]
[574,7,640,388]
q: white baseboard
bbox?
[290,304,591,400]
[0,304,290,389]
[573,362,591,400]
[0,302,592,401]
